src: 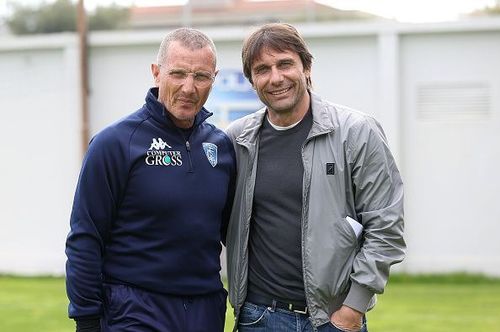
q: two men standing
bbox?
[66,23,404,332]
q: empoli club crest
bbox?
[202,143,218,167]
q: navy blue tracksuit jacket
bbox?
[65,88,236,320]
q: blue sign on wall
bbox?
[204,69,263,124]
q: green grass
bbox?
[1,274,499,332]
[367,274,500,331]
[0,276,73,332]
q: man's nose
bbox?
[181,75,196,92]
[269,67,284,84]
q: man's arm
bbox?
[65,129,128,328]
[220,134,237,245]
[334,116,405,326]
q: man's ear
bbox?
[151,63,160,86]
[304,68,311,79]
[249,75,255,89]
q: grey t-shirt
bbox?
[247,109,313,305]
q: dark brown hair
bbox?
[242,23,313,88]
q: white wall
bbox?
[1,18,499,276]
[309,35,379,117]
[400,29,500,275]
[88,44,156,135]
[0,35,81,274]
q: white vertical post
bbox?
[377,30,401,164]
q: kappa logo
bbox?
[202,142,218,167]
[149,138,172,150]
[145,138,182,167]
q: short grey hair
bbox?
[156,28,217,68]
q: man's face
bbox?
[152,41,217,128]
[250,47,310,116]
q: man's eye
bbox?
[170,71,187,79]
[254,67,269,75]
[279,62,293,69]
[194,73,211,81]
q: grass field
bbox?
[1,274,499,332]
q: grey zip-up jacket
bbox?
[225,92,405,328]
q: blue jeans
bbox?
[238,302,368,332]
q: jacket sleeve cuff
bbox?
[75,317,101,332]
[343,281,374,313]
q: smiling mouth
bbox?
[269,86,292,96]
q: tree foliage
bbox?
[5,0,129,35]
[469,4,500,17]
[88,5,129,31]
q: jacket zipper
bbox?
[233,140,257,330]
[300,129,333,322]
[185,140,194,173]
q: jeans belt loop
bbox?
[270,299,277,312]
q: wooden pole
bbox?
[77,0,89,156]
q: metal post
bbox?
[77,0,89,156]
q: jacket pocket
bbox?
[332,217,360,296]
[304,215,361,309]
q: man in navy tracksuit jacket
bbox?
[65,28,235,332]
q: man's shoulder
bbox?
[311,93,378,134]
[90,106,150,148]
[336,104,375,127]
[225,109,266,141]
[313,93,370,123]
[325,102,387,147]
[200,121,234,148]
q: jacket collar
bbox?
[235,91,336,145]
[145,87,212,129]
[308,91,337,138]
[234,109,266,146]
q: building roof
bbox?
[129,0,378,29]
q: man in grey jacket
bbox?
[225,23,405,332]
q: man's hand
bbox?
[75,318,101,332]
[330,305,363,331]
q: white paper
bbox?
[346,216,363,238]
